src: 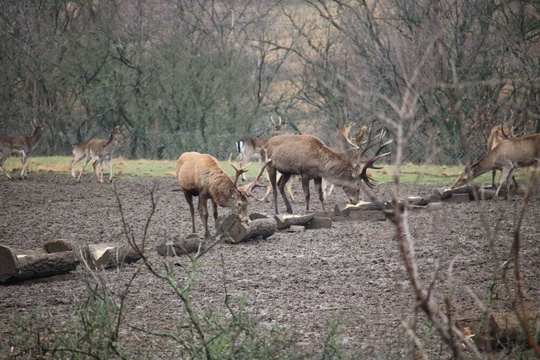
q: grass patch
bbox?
[2,156,533,186]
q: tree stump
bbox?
[0,239,79,283]
[84,243,145,270]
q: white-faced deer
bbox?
[263,128,391,214]
[0,120,45,180]
[176,152,269,238]
[236,116,298,203]
[451,133,540,199]
[74,126,127,183]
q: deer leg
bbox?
[211,199,218,226]
[19,151,28,179]
[278,173,293,213]
[182,191,197,234]
[93,160,104,183]
[198,197,211,238]
[313,177,325,212]
[267,165,280,214]
[105,158,113,182]
[495,167,513,200]
[0,152,13,179]
[71,153,85,178]
[505,169,516,200]
[299,174,312,211]
[77,157,92,182]
[286,176,297,203]
[491,169,497,188]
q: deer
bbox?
[236,116,298,203]
[0,120,45,180]
[486,119,523,188]
[263,127,392,214]
[176,151,269,238]
[73,126,127,183]
[451,133,540,199]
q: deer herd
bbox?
[1,113,538,238]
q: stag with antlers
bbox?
[263,125,392,214]
[0,120,45,180]
[176,152,269,238]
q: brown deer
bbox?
[263,129,391,214]
[0,120,45,179]
[176,152,269,238]
[451,133,540,199]
[486,123,521,188]
[74,126,127,183]
[236,116,297,203]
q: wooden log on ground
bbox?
[0,240,79,283]
[334,201,386,217]
[217,214,277,243]
[85,243,144,270]
[274,213,314,230]
[156,234,206,256]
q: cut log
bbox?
[0,240,79,283]
[156,234,206,256]
[334,201,386,217]
[450,193,471,202]
[217,214,277,243]
[85,243,144,270]
[273,213,314,230]
[347,210,387,221]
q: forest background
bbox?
[1,0,538,164]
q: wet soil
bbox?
[0,173,539,358]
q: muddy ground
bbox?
[0,173,539,359]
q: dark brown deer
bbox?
[263,128,391,214]
[176,152,269,238]
[451,133,540,199]
[0,120,45,179]
[74,126,127,183]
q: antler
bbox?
[339,122,359,149]
[270,115,286,136]
[356,129,393,188]
[228,154,250,189]
[241,150,273,197]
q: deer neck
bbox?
[29,127,43,148]
[471,153,497,178]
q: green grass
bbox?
[2,156,533,186]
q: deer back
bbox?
[265,134,356,183]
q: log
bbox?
[156,234,206,256]
[333,201,386,217]
[217,214,277,243]
[0,240,79,283]
[273,213,314,230]
[85,243,144,270]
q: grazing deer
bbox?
[451,133,540,199]
[176,152,269,238]
[263,128,391,214]
[486,123,521,188]
[74,126,127,183]
[236,116,298,203]
[0,120,45,180]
